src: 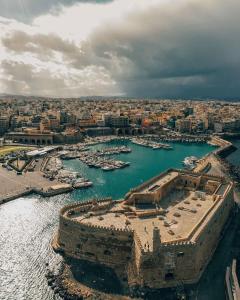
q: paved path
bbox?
[0,167,58,203]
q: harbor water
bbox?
[0,140,214,300]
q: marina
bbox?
[0,140,220,300]
[78,148,131,171]
[44,157,93,189]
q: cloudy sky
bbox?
[0,0,239,98]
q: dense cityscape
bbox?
[0,96,240,299]
[1,0,240,299]
[1,97,240,144]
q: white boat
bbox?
[73,181,93,189]
[183,156,198,169]
[152,145,162,150]
[102,165,115,171]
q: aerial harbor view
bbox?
[1,0,240,300]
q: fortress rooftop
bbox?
[63,169,233,251]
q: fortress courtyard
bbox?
[54,168,234,289]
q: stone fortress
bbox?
[53,169,234,289]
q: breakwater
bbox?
[210,136,237,158]
[0,140,215,300]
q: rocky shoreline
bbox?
[45,259,142,300]
[47,136,239,300]
[45,258,185,300]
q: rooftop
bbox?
[64,169,233,251]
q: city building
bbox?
[6,129,54,145]
[175,119,192,133]
[0,116,9,136]
[104,114,130,128]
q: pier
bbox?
[0,167,72,205]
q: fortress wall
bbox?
[129,184,234,289]
[59,198,113,215]
[158,180,176,201]
[132,233,144,272]
[194,186,234,274]
[129,193,155,204]
[128,177,178,205]
[129,169,176,194]
[177,174,201,190]
[57,214,134,268]
[132,242,198,288]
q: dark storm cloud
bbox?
[82,0,240,98]
[0,0,112,23]
[1,0,240,98]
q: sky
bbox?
[0,0,240,98]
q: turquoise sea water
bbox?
[65,140,213,201]
[0,140,214,300]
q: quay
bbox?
[0,166,72,205]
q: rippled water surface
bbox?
[0,140,214,300]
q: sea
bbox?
[0,139,225,300]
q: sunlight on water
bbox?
[0,141,213,300]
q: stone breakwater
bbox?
[194,136,237,175]
[210,136,237,158]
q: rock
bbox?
[47,278,54,286]
[54,287,60,294]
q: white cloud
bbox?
[0,0,166,96]
[32,0,166,41]
[1,0,240,98]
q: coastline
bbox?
[0,170,73,206]
[48,135,240,300]
[0,135,238,299]
[0,135,216,207]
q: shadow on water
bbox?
[67,257,124,294]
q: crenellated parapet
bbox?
[60,197,113,215]
[59,199,134,236]
[54,167,234,290]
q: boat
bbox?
[152,145,162,150]
[102,166,115,171]
[73,181,93,189]
[182,156,198,170]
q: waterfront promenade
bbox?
[0,167,70,205]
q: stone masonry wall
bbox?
[57,214,134,272]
